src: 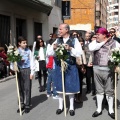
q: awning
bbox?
[11,0,53,15]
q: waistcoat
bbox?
[55,37,76,65]
[93,39,116,66]
[18,47,31,69]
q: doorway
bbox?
[16,18,27,44]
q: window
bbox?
[53,27,58,34]
[34,22,42,41]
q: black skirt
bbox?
[39,60,46,70]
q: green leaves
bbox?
[7,53,22,62]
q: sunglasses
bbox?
[73,34,77,35]
[110,31,115,33]
[37,38,42,40]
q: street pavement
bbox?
[0,77,120,120]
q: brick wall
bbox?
[64,0,95,30]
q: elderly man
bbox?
[83,32,95,94]
[47,23,83,116]
[89,27,120,119]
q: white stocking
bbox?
[69,94,74,110]
[106,95,114,114]
[96,94,104,113]
[58,94,63,110]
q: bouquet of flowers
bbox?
[108,47,120,72]
[55,44,69,61]
[6,44,22,62]
[6,44,22,115]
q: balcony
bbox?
[96,11,101,17]
[11,0,53,14]
[108,9,119,13]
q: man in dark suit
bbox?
[109,28,120,43]
[83,32,94,94]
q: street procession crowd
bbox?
[1,23,120,119]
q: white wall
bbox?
[39,0,52,5]
[0,0,49,45]
[0,0,62,44]
[48,4,63,35]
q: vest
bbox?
[84,42,91,64]
[17,47,31,69]
[93,39,116,66]
[55,37,76,65]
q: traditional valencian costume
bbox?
[54,37,80,93]
[89,27,120,119]
[47,35,82,116]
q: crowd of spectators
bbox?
[0,47,14,79]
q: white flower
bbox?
[14,50,19,56]
[111,48,115,52]
[116,59,119,62]
[108,56,114,62]
[7,49,13,53]
[8,45,14,49]
[59,50,63,55]
[61,46,64,50]
[114,48,119,51]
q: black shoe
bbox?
[86,90,91,94]
[56,109,63,115]
[92,111,102,117]
[69,110,75,116]
[39,88,43,92]
[17,107,24,113]
[25,108,30,113]
[42,87,46,92]
[108,112,115,119]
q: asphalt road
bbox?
[0,77,120,120]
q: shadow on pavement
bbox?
[82,88,88,102]
[92,94,120,111]
[117,99,120,109]
[31,94,47,110]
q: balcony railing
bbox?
[96,11,101,17]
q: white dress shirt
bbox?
[89,40,120,52]
[47,36,83,57]
[38,47,45,61]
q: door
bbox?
[34,22,42,41]
[16,18,27,44]
[0,14,10,48]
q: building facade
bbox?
[95,0,108,30]
[0,0,62,47]
[107,0,119,31]
[49,0,62,35]
[64,0,95,31]
[63,0,108,32]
